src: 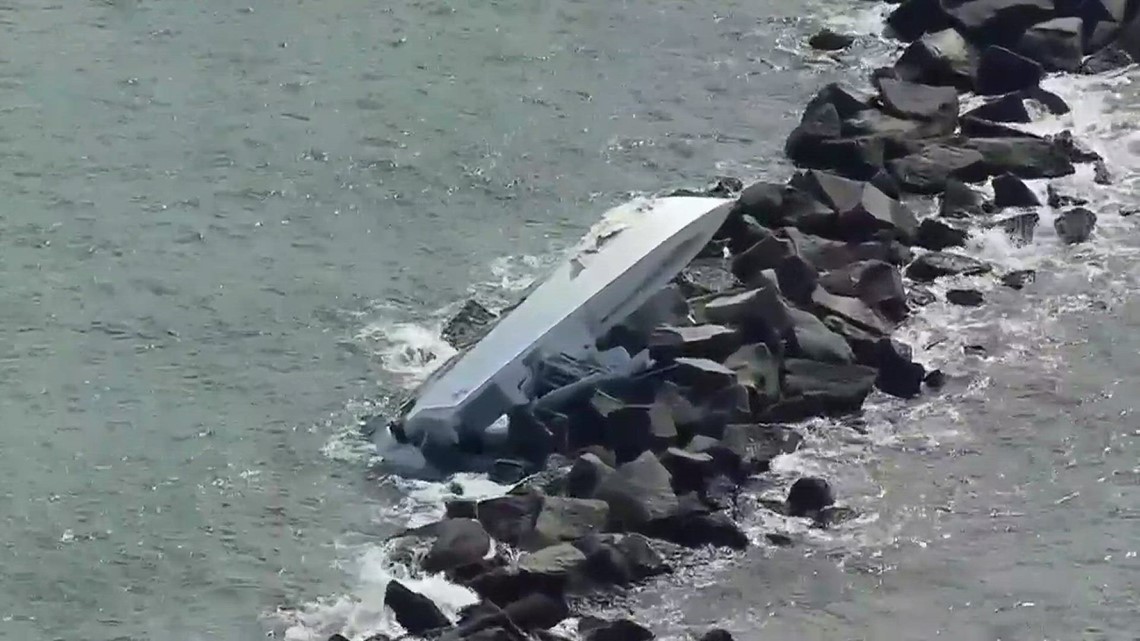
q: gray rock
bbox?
[811,285,893,336]
[888,144,988,194]
[723,343,782,406]
[700,286,793,338]
[977,46,1044,95]
[580,618,655,641]
[960,137,1076,179]
[1080,44,1134,75]
[787,307,855,364]
[600,401,678,464]
[647,324,741,362]
[939,178,987,218]
[781,359,878,414]
[477,493,543,546]
[668,358,737,392]
[905,252,992,282]
[1001,269,1036,290]
[1017,16,1083,72]
[524,497,609,550]
[876,78,959,126]
[775,254,820,305]
[566,453,617,499]
[993,212,1040,245]
[894,28,977,90]
[595,451,678,530]
[992,172,1040,208]
[916,218,969,250]
[423,518,492,574]
[517,542,587,576]
[810,28,855,50]
[1054,207,1097,244]
[944,0,1054,44]
[729,231,795,284]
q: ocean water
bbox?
[0,1,1136,640]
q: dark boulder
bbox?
[499,593,569,630]
[730,181,786,230]
[810,28,855,50]
[940,179,988,218]
[574,533,670,586]
[1001,269,1036,289]
[786,476,836,518]
[875,78,960,127]
[888,144,988,194]
[524,497,610,550]
[894,29,977,90]
[781,227,912,272]
[1054,207,1097,243]
[1095,158,1113,185]
[992,173,1041,208]
[447,499,478,519]
[646,509,749,550]
[818,260,908,324]
[384,581,451,635]
[595,451,679,530]
[944,0,1055,45]
[1080,44,1134,74]
[477,493,543,546]
[730,232,794,284]
[812,284,896,334]
[994,212,1041,245]
[698,630,735,641]
[566,453,617,499]
[915,217,969,250]
[647,325,741,362]
[790,170,917,242]
[947,288,985,306]
[775,254,820,306]
[700,286,793,339]
[871,338,926,398]
[966,95,1031,123]
[976,46,1044,95]
[423,519,492,574]
[788,132,888,181]
[787,307,855,364]
[668,358,738,392]
[960,116,1040,138]
[780,359,878,415]
[960,137,1076,179]
[593,399,678,463]
[489,459,528,485]
[870,169,903,200]
[442,299,497,350]
[1017,16,1084,71]
[659,448,717,494]
[886,0,952,41]
[906,252,992,282]
[723,343,782,408]
[1051,129,1102,164]
[580,618,655,641]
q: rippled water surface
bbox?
[1,1,1137,640]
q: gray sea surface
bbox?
[1,1,1137,640]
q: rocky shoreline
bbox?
[345,2,1136,640]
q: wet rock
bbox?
[730,232,794,284]
[894,28,977,90]
[786,476,835,518]
[723,343,782,408]
[477,493,543,546]
[940,179,988,218]
[781,227,911,272]
[992,173,1040,208]
[701,286,793,339]
[489,459,528,485]
[872,337,926,398]
[812,285,895,335]
[423,518,492,574]
[966,95,1030,124]
[976,46,1044,95]
[667,357,738,392]
[781,359,878,415]
[498,593,569,630]
[328,635,351,641]
[1045,183,1089,208]
[518,542,587,579]
[888,144,988,194]
[523,497,610,550]
[659,448,717,495]
[729,181,787,231]
[875,78,959,127]
[595,451,678,530]
[924,369,947,389]
[946,289,985,306]
[820,260,908,324]
[960,137,1076,179]
[909,285,937,307]
[944,0,1054,45]
[643,503,749,549]
[442,299,497,350]
[647,325,741,362]
[774,254,820,306]
[915,218,969,250]
[810,28,855,50]
[790,170,918,242]
[993,212,1040,245]
[787,307,855,364]
[566,453,616,499]
[870,169,903,200]
[1001,268,1036,289]
[765,532,795,547]
[698,630,735,641]
[886,0,952,42]
[906,252,992,282]
[1080,44,1134,74]
[579,618,655,641]
[1017,16,1083,71]
[384,580,451,635]
[593,399,678,464]
[447,499,478,519]
[960,116,1039,138]
[1054,207,1097,243]
[1095,159,1113,185]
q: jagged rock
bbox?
[895,28,977,90]
[781,227,912,273]
[940,179,988,218]
[646,508,749,549]
[659,447,717,494]
[803,82,873,120]
[906,252,992,282]
[992,173,1041,208]
[1080,44,1134,74]
[1054,207,1097,243]
[523,497,610,550]
[819,260,908,324]
[947,289,985,306]
[1001,269,1036,289]
[875,78,960,126]
[423,519,493,574]
[575,533,670,586]
[730,231,794,284]
[508,455,573,496]
[966,95,1030,124]
[915,218,969,250]
[722,342,782,409]
[442,299,497,350]
[871,337,926,398]
[775,254,820,306]
[994,212,1040,245]
[566,453,617,499]
[841,107,954,143]
[518,542,587,578]
[789,170,918,242]
[785,85,881,179]
[960,116,1040,138]
[730,181,786,230]
[888,144,988,194]
[924,369,947,389]
[701,286,793,339]
[1017,16,1083,71]
[886,0,952,41]
[976,46,1044,95]
[447,499,478,519]
[596,401,678,464]
[477,493,543,545]
[1046,183,1089,208]
[812,285,895,335]
[1095,158,1113,185]
[780,359,878,415]
[384,581,451,635]
[579,618,655,641]
[490,459,528,485]
[596,451,679,530]
[786,476,836,518]
[870,169,903,200]
[666,357,738,392]
[810,28,855,50]
[960,137,1076,179]
[944,0,1055,45]
[497,593,569,630]
[647,325,741,362]
[787,307,855,364]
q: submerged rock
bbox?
[786,476,835,517]
[994,212,1040,246]
[580,617,655,641]
[992,172,1040,208]
[906,252,992,282]
[810,28,855,50]
[915,217,969,250]
[780,359,878,415]
[1080,44,1134,74]
[947,289,985,306]
[872,337,926,398]
[1001,269,1036,290]
[384,581,451,635]
[1054,207,1097,244]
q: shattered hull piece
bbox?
[388,197,733,471]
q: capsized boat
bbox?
[386,196,734,470]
